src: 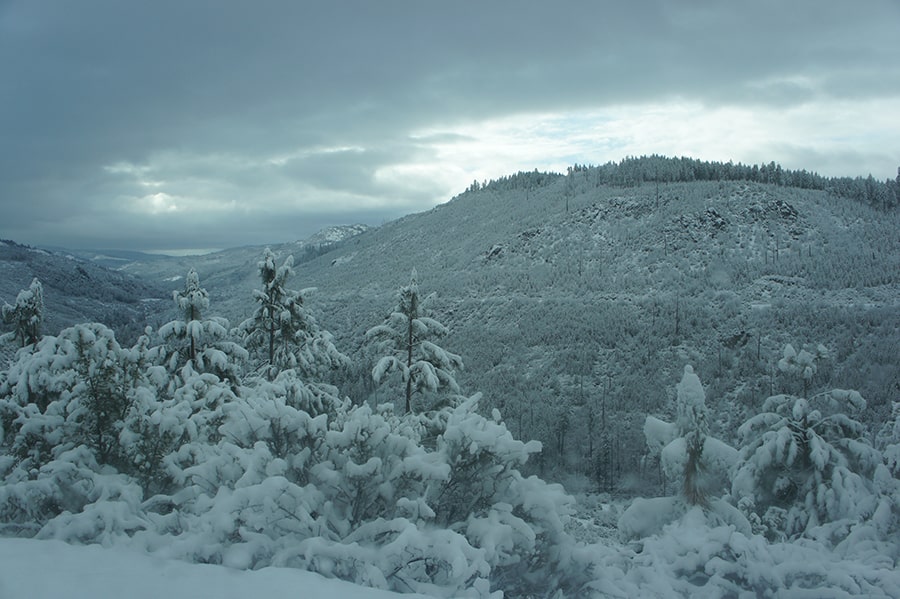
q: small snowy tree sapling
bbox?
[675,365,710,505]
[367,270,463,413]
[777,343,827,398]
[621,366,741,539]
[1,278,44,348]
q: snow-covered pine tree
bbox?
[240,248,346,380]
[0,323,147,537]
[676,365,710,506]
[622,366,741,539]
[158,269,246,385]
[366,269,463,413]
[1,278,44,348]
[732,388,891,541]
[777,343,828,397]
[171,268,206,364]
[878,401,900,477]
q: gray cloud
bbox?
[1,0,898,250]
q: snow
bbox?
[0,537,430,599]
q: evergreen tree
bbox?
[623,367,742,540]
[1,278,44,348]
[158,269,246,384]
[240,248,346,380]
[732,388,890,541]
[777,343,828,398]
[367,269,463,413]
[675,365,710,506]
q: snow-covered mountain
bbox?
[2,158,899,598]
[3,225,371,341]
[4,161,898,487]
[278,170,898,486]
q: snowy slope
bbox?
[0,240,168,341]
[0,538,431,599]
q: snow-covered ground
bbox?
[0,538,431,599]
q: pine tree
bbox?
[158,269,245,384]
[367,269,463,413]
[642,366,738,507]
[1,278,43,348]
[778,343,827,398]
[732,388,887,540]
[240,248,346,380]
[675,365,710,506]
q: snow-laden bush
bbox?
[593,507,900,598]
[732,389,896,544]
[0,322,249,540]
[0,444,147,541]
[1,277,43,348]
[142,391,577,598]
[0,319,579,596]
[123,362,238,497]
[0,323,141,468]
[0,324,152,538]
[428,396,579,597]
[878,401,900,477]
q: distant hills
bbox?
[0,225,371,341]
[0,239,168,341]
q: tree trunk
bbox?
[268,319,275,378]
[406,317,414,413]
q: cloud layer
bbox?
[2,1,898,250]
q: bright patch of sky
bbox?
[424,98,900,193]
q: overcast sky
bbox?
[2,1,898,251]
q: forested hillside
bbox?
[291,157,899,493]
[1,156,898,597]
[0,240,168,342]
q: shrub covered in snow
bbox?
[0,323,149,537]
[732,389,897,545]
[2,268,898,598]
[146,392,578,597]
[1,278,44,348]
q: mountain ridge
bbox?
[285,170,898,485]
